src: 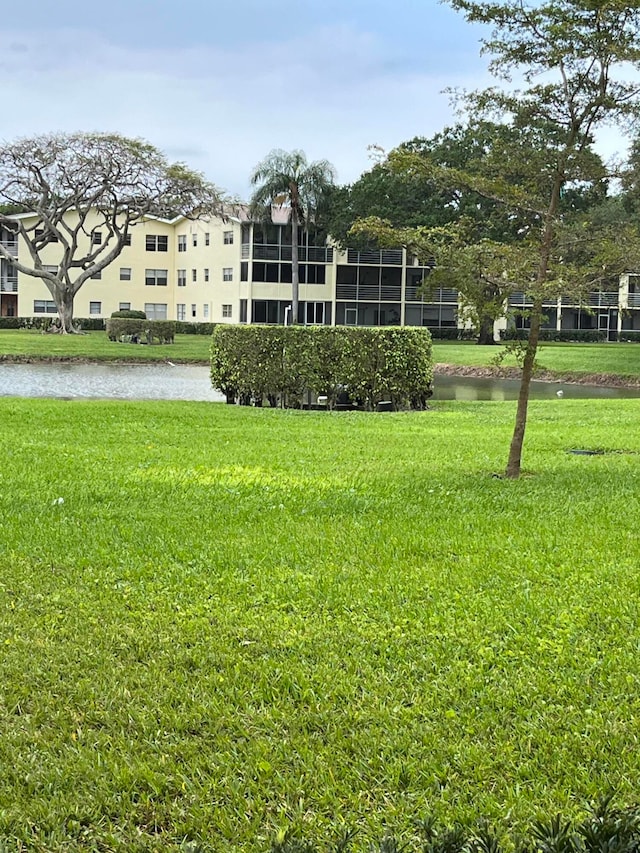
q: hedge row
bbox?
[0,316,106,331]
[266,798,640,853]
[428,326,477,341]
[501,328,607,343]
[105,318,177,344]
[210,325,433,410]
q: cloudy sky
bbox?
[0,1,526,199]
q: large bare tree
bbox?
[0,132,225,332]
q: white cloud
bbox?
[0,24,487,198]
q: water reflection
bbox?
[0,363,638,402]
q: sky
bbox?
[0,0,500,199]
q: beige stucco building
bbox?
[2,209,640,339]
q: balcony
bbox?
[0,277,18,293]
[346,248,403,266]
[627,293,640,308]
[251,244,333,263]
[0,238,18,257]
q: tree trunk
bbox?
[291,213,299,325]
[51,284,79,334]
[504,166,565,478]
[504,299,542,478]
[477,313,496,345]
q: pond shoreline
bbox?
[1,353,639,389]
[435,362,640,389]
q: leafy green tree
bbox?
[249,150,336,324]
[0,132,224,333]
[384,0,640,478]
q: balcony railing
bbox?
[0,239,18,256]
[251,244,333,263]
[627,293,640,308]
[0,277,18,293]
[346,248,403,266]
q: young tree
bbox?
[386,1,640,477]
[0,132,225,333]
[249,149,336,324]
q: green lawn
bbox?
[1,398,640,850]
[432,341,640,376]
[0,329,211,362]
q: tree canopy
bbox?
[0,131,225,332]
[249,149,336,324]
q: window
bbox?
[35,228,58,242]
[34,300,57,314]
[241,262,248,282]
[120,267,131,281]
[124,233,132,246]
[177,269,186,287]
[240,299,248,323]
[144,303,167,320]
[177,304,186,321]
[222,304,232,318]
[43,265,58,274]
[192,269,197,282]
[89,301,102,315]
[223,268,233,281]
[203,304,209,319]
[178,235,187,252]
[91,231,102,245]
[145,268,168,286]
[223,230,234,245]
[119,302,131,311]
[192,234,198,247]
[146,235,168,252]
[205,232,210,246]
[305,302,325,325]
[345,308,357,326]
[90,269,102,279]
[204,268,209,282]
[191,303,197,318]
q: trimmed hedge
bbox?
[210,325,433,410]
[502,328,607,343]
[0,316,107,331]
[105,318,176,344]
[175,321,215,335]
[110,309,147,319]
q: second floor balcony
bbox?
[0,276,18,293]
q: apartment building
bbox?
[2,209,640,337]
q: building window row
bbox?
[146,235,168,252]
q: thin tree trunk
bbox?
[291,213,299,325]
[504,298,542,477]
[504,169,564,479]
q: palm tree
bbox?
[249,149,336,324]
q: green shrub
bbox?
[175,321,215,335]
[111,309,147,320]
[210,325,433,409]
[619,331,640,343]
[105,318,176,344]
[428,327,477,341]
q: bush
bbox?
[619,331,640,343]
[175,321,215,335]
[501,328,607,343]
[210,325,433,410]
[105,318,176,344]
[0,316,106,331]
[111,309,147,320]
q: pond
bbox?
[0,362,639,402]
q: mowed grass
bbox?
[1,398,640,851]
[432,341,640,377]
[0,330,211,362]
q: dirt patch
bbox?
[434,362,640,389]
